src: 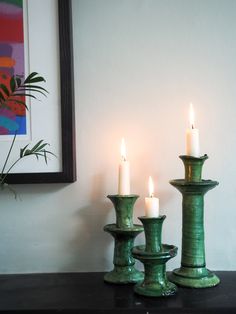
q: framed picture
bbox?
[1,0,76,184]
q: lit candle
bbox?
[186,103,200,157]
[118,138,130,195]
[145,176,159,217]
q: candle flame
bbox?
[120,138,127,161]
[189,103,195,129]
[148,176,154,197]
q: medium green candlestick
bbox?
[169,155,220,288]
[132,216,178,297]
[104,195,144,284]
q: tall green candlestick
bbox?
[169,155,220,288]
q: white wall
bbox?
[0,0,236,273]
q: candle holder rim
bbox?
[104,223,144,233]
[132,244,178,258]
[179,154,208,161]
[138,215,166,221]
[107,194,139,198]
[169,179,219,186]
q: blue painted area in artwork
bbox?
[0,115,19,132]
[9,116,26,135]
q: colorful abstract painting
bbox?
[0,0,26,136]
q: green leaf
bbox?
[0,84,10,96]
[17,88,47,97]
[19,141,55,160]
[24,72,46,84]
[23,149,31,156]
[26,77,46,84]
[15,77,22,88]
[34,143,49,152]
[0,91,5,101]
[30,140,44,152]
[20,144,30,158]
[24,72,39,84]
[21,84,49,94]
[13,93,36,99]
[10,76,16,93]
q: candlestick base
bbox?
[104,195,144,284]
[169,266,220,288]
[104,265,143,285]
[132,216,178,297]
[104,223,144,284]
[169,155,220,289]
[133,244,177,296]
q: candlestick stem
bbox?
[181,154,208,182]
[140,216,163,252]
[107,194,136,228]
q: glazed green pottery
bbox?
[107,194,137,229]
[181,154,208,182]
[104,195,144,284]
[169,155,220,288]
[132,216,178,297]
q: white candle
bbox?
[118,138,130,195]
[145,176,159,217]
[186,103,200,157]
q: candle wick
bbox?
[191,124,194,130]
[122,156,126,162]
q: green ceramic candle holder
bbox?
[169,155,220,288]
[104,195,144,284]
[132,216,178,297]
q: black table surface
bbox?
[0,271,235,313]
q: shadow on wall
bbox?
[61,173,113,272]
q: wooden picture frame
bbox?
[6,0,76,184]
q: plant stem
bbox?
[0,157,22,184]
[1,132,17,176]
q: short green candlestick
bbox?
[104,195,144,284]
[169,155,220,288]
[132,216,178,297]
